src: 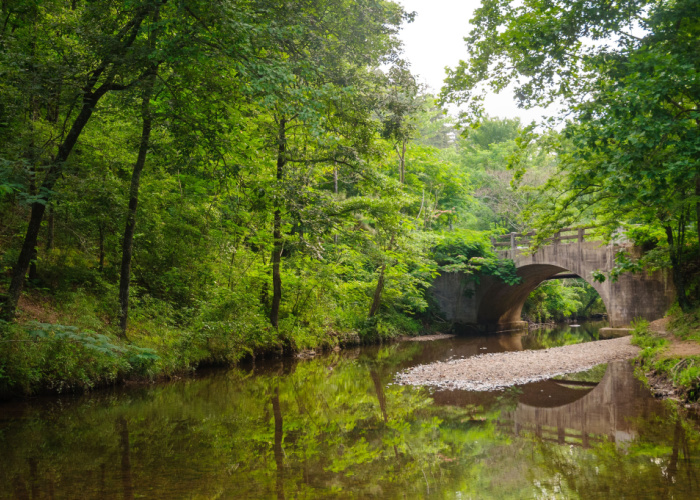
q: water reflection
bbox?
[1,323,699,499]
[503,362,658,448]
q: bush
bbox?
[0,321,149,396]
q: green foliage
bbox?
[442,0,700,308]
[523,281,582,323]
[632,315,700,401]
[523,279,604,323]
[553,363,608,383]
[0,321,130,395]
[432,231,521,286]
[0,0,566,394]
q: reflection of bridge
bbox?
[499,361,658,448]
[433,361,660,448]
[432,227,674,331]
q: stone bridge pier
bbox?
[432,228,675,332]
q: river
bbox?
[2,321,700,499]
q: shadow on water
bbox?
[2,321,700,498]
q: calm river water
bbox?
[2,322,700,499]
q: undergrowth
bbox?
[632,313,700,402]
[0,283,411,398]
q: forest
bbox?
[0,0,696,396]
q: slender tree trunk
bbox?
[416,188,424,220]
[118,70,156,335]
[666,219,689,311]
[696,175,700,260]
[2,89,114,320]
[368,265,386,318]
[395,141,406,184]
[370,369,388,423]
[46,205,54,251]
[270,118,286,328]
[370,369,399,457]
[1,5,151,321]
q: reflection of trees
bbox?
[116,417,134,500]
[522,321,608,350]
[2,343,700,498]
[271,386,285,500]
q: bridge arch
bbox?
[476,263,611,327]
[431,228,675,331]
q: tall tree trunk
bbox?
[370,369,388,423]
[666,219,689,311]
[118,68,156,335]
[368,265,386,318]
[395,140,406,184]
[270,118,286,328]
[696,175,700,260]
[1,91,104,320]
[370,369,399,457]
[0,4,151,321]
[45,205,54,251]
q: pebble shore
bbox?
[395,336,639,391]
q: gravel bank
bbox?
[395,336,639,391]
[400,334,456,342]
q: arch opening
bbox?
[476,263,610,329]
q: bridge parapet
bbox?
[491,226,599,258]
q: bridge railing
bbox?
[496,420,610,448]
[491,226,598,256]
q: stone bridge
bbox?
[432,227,675,332]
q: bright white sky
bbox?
[397,0,559,125]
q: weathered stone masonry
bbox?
[432,229,675,332]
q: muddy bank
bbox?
[395,336,639,391]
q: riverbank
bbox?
[0,288,426,400]
[631,312,700,407]
[395,336,639,391]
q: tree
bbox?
[244,0,410,329]
[1,1,170,320]
[118,8,159,336]
[442,0,700,308]
[378,63,422,184]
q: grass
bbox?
[631,312,700,403]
